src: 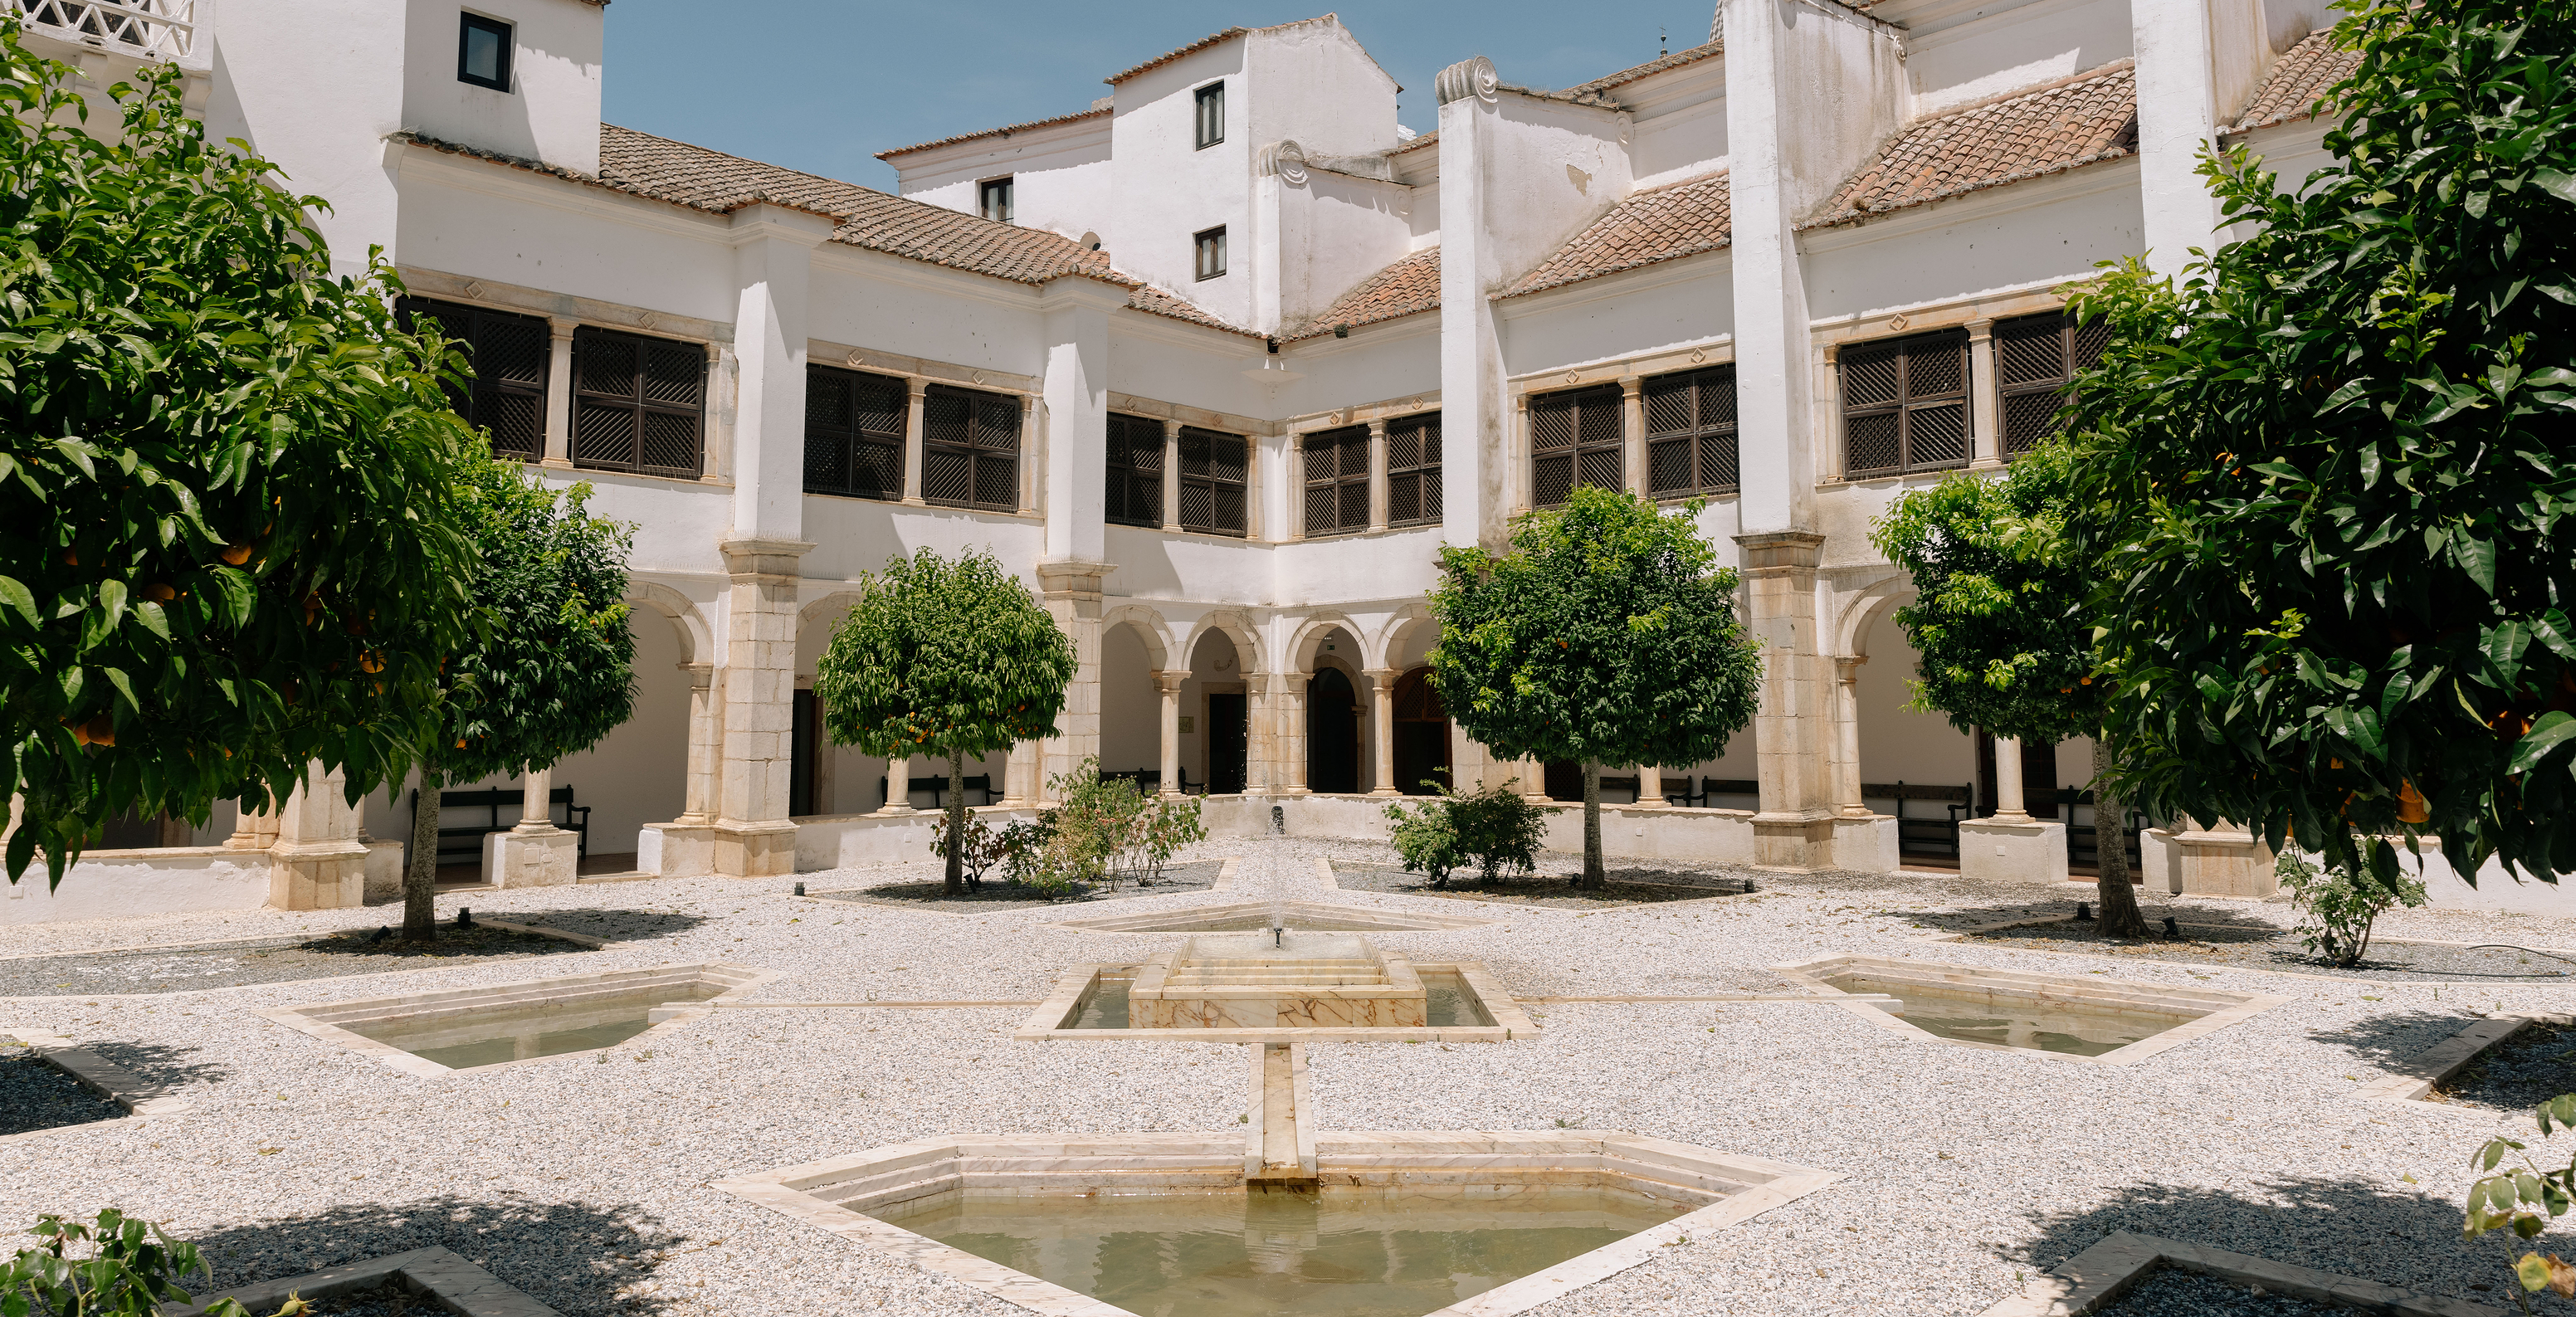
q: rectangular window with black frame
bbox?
[572,326,705,479]
[1530,383,1623,508]
[1195,81,1225,149]
[1385,412,1441,528]
[978,177,1012,224]
[395,296,547,461]
[1178,426,1248,537]
[1643,365,1739,498]
[921,383,1020,513]
[1994,310,2112,460]
[1841,328,1970,479]
[1302,424,1369,537]
[1194,225,1227,280]
[804,364,905,500]
[457,12,511,90]
[1105,412,1164,528]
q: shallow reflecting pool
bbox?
[346,983,727,1069]
[1837,979,2199,1056]
[1065,970,1493,1031]
[876,1184,1689,1317]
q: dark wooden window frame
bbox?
[1385,412,1441,528]
[803,364,905,500]
[571,325,705,480]
[1643,365,1739,498]
[457,12,512,90]
[1841,328,1971,479]
[920,383,1020,513]
[1105,412,1164,528]
[395,296,549,461]
[1302,424,1369,538]
[1995,310,2111,461]
[978,177,1012,224]
[1529,383,1624,509]
[1194,81,1225,149]
[1178,426,1248,538]
[1194,225,1227,280]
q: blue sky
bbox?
[599,2,1717,193]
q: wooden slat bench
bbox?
[411,786,589,868]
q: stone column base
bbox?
[1751,813,1837,871]
[2174,827,2277,897]
[485,827,578,889]
[266,842,368,910]
[639,822,717,878]
[1827,814,1900,873]
[1959,817,2069,885]
[714,820,799,878]
[362,838,405,905]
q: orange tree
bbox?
[0,27,479,886]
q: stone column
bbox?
[876,756,915,815]
[1636,763,1667,807]
[1521,758,1551,803]
[1817,344,1844,484]
[1037,560,1110,793]
[487,764,577,889]
[1832,656,1868,817]
[1620,374,1647,495]
[1959,734,2067,884]
[1734,531,1836,870]
[1968,319,2003,468]
[1017,395,1041,515]
[1366,418,1389,533]
[900,377,929,505]
[1367,668,1400,797]
[541,316,577,468]
[680,663,719,823]
[1156,670,1189,798]
[709,538,810,877]
[1278,672,1311,796]
[1247,672,1278,793]
[1160,419,1183,533]
[1511,393,1534,515]
[266,761,368,910]
[1003,740,1042,807]
[1286,433,1307,542]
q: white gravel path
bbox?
[2,837,2572,1316]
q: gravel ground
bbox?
[0,927,592,998]
[2096,1266,2385,1315]
[2431,1019,2576,1115]
[1965,920,2576,983]
[1332,859,1761,909]
[6,836,2576,1316]
[810,859,1227,913]
[0,1041,126,1136]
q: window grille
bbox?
[978,178,1012,224]
[1529,383,1623,508]
[1385,412,1441,527]
[458,12,511,90]
[1841,329,1969,479]
[804,365,905,500]
[1105,413,1164,528]
[1994,310,2112,459]
[1302,425,1369,537]
[1194,226,1227,280]
[1178,427,1248,537]
[572,326,704,480]
[921,383,1020,512]
[7,0,196,59]
[395,297,547,461]
[1642,365,1738,498]
[1194,82,1225,149]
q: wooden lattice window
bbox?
[921,383,1020,512]
[1530,383,1622,508]
[1386,412,1441,528]
[1842,328,1969,479]
[1303,425,1368,537]
[1105,413,1164,528]
[1178,427,1247,537]
[572,326,703,479]
[395,298,548,461]
[804,365,904,500]
[1643,366,1738,497]
[1995,310,2112,459]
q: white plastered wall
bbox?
[402,0,603,174]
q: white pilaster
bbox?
[541,316,576,468]
[1366,668,1399,797]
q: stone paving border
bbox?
[2354,1012,2576,1112]
[1932,915,2576,988]
[1320,857,1760,915]
[1774,954,2288,1066]
[163,1246,560,1317]
[1048,897,1495,934]
[0,919,606,1004]
[1973,1230,2505,1316]
[0,1027,192,1144]
[1012,959,1539,1042]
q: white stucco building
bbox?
[24,0,2476,921]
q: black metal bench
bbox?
[880,774,997,810]
[2033,788,2148,876]
[1097,768,1198,795]
[410,786,589,868]
[1865,781,1972,867]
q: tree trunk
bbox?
[2093,733,2147,938]
[403,762,442,941]
[1578,763,1606,890]
[944,750,967,895]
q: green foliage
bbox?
[1132,794,1207,887]
[928,811,1003,890]
[2060,0,2576,887]
[1409,778,1547,887]
[1870,442,2096,744]
[1044,761,1146,893]
[1,1208,303,1316]
[0,31,481,885]
[2465,1098,2576,1301]
[2275,845,2426,965]
[995,815,1063,895]
[814,549,1074,763]
[1383,795,1462,887]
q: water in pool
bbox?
[875,1183,1690,1317]
[1848,982,2198,1056]
[1066,971,1491,1029]
[347,983,726,1069]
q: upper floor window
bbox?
[805,365,905,500]
[922,384,1021,513]
[1842,328,1969,479]
[1303,424,1368,537]
[1178,427,1248,537]
[573,326,705,480]
[458,12,512,91]
[1644,366,1739,498]
[395,296,545,461]
[1194,82,1225,149]
[1994,310,2111,460]
[1105,413,1164,528]
[1530,383,1622,509]
[1194,226,1227,280]
[978,178,1013,224]
[1386,412,1441,528]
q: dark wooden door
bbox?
[1544,760,1583,802]
[1208,693,1247,794]
[1308,667,1359,793]
[1390,668,1451,796]
[790,689,817,817]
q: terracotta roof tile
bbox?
[1286,246,1441,340]
[1388,129,1437,155]
[1807,61,2136,229]
[1105,25,1251,85]
[2229,30,2360,134]
[1567,41,1723,96]
[1501,170,1732,298]
[1125,283,1261,336]
[876,105,1110,161]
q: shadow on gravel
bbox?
[2003,1176,2559,1311]
[191,1196,690,1316]
[2306,1009,2499,1069]
[80,1040,229,1090]
[511,910,712,944]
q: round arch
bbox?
[1100,602,1176,672]
[1834,570,1915,660]
[624,580,714,666]
[1286,612,1364,674]
[1182,609,1265,676]
[1368,602,1437,671]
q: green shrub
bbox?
[996,814,1061,895]
[2465,1096,2576,1302]
[1390,779,1545,887]
[1134,795,1208,886]
[2276,846,2426,966]
[1383,795,1463,888]
[927,812,1003,891]
[2,1208,303,1315]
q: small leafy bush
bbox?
[996,814,1062,895]
[1383,795,1462,888]
[2,1208,304,1316]
[1133,795,1207,886]
[1386,779,1544,887]
[2276,846,2425,966]
[927,812,1003,891]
